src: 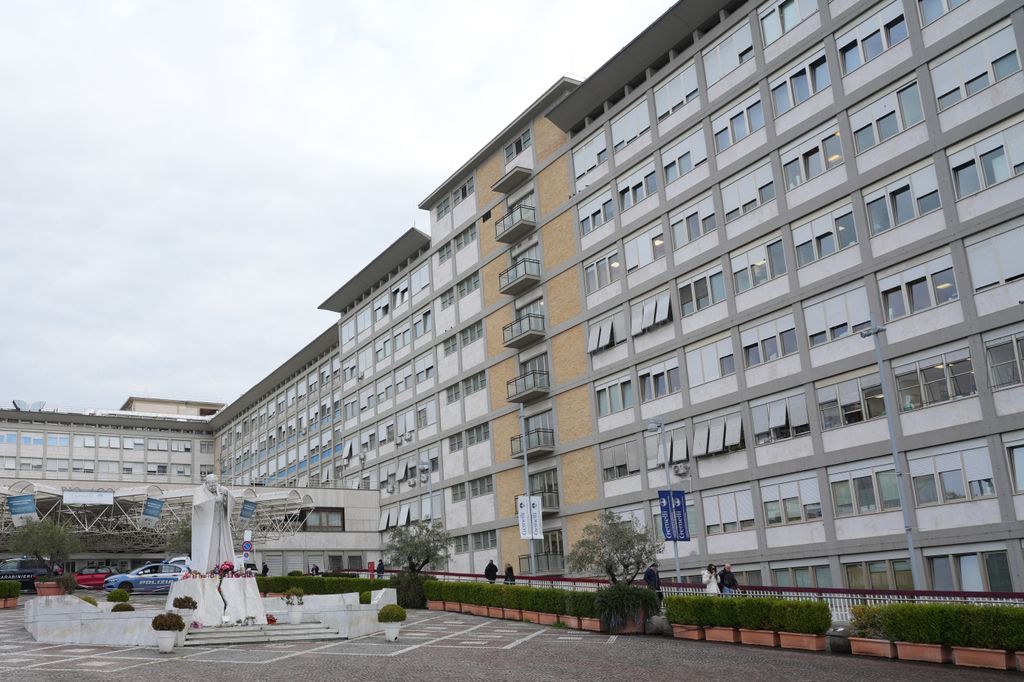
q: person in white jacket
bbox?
[702,563,720,595]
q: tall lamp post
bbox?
[648,419,682,584]
[861,320,925,591]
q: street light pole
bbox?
[648,419,682,584]
[519,402,537,576]
[861,320,925,591]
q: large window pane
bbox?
[877,471,901,509]
[985,552,1012,592]
[914,474,938,504]
[1010,446,1024,492]
[931,268,957,304]
[907,277,931,312]
[954,161,981,198]
[836,212,857,248]
[892,559,913,590]
[868,561,889,589]
[877,112,899,142]
[832,480,853,515]
[980,147,1010,187]
[959,554,983,591]
[854,475,877,513]
[930,556,955,590]
[867,197,891,234]
[939,469,966,501]
[855,125,876,153]
[897,83,924,126]
[891,186,915,225]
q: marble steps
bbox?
[184,622,343,646]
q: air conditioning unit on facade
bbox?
[672,463,690,476]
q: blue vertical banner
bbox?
[240,500,257,519]
[658,490,690,542]
[7,494,38,527]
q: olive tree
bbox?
[383,520,452,573]
[566,510,663,584]
[9,519,81,576]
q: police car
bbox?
[0,557,64,591]
[102,562,186,594]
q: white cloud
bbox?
[0,0,670,409]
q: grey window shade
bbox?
[963,449,992,481]
[799,478,821,505]
[789,395,809,427]
[398,505,411,526]
[377,510,390,531]
[626,442,641,472]
[724,413,743,447]
[598,319,612,348]
[752,405,770,434]
[736,490,755,520]
[761,484,779,502]
[642,299,657,329]
[720,494,738,523]
[779,480,799,500]
[654,292,671,324]
[703,496,720,524]
[692,421,710,456]
[587,324,602,352]
[838,379,861,406]
[671,432,687,462]
[707,417,726,453]
[768,400,787,429]
[631,308,645,336]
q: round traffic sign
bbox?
[241,540,253,552]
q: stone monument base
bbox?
[166,576,266,627]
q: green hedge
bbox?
[665,596,717,627]
[850,605,884,639]
[0,580,20,599]
[424,580,444,601]
[665,596,829,634]
[736,598,777,631]
[565,591,598,619]
[255,576,388,595]
[772,600,831,635]
[878,603,1024,650]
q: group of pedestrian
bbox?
[701,562,739,595]
[484,559,516,584]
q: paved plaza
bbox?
[0,596,1014,681]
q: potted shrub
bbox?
[849,605,895,658]
[0,580,19,609]
[535,588,563,625]
[881,603,952,663]
[568,591,601,632]
[560,592,585,630]
[773,600,830,651]
[704,597,741,643]
[485,584,504,619]
[594,583,657,634]
[378,604,407,642]
[442,581,462,613]
[424,580,445,611]
[737,598,779,647]
[501,585,524,621]
[112,603,135,612]
[282,587,304,625]
[152,612,185,654]
[947,604,1018,670]
[107,588,130,605]
[665,596,715,640]
[172,596,198,645]
[8,520,81,595]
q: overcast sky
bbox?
[0,1,670,411]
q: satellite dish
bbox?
[12,400,29,411]
[30,401,45,411]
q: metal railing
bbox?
[510,428,555,456]
[495,204,536,239]
[518,552,564,575]
[498,258,541,289]
[502,313,545,344]
[506,370,550,399]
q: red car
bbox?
[75,566,114,589]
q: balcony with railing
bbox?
[492,166,532,195]
[503,313,546,349]
[494,204,537,243]
[519,552,565,575]
[511,428,555,458]
[506,370,550,403]
[498,258,542,296]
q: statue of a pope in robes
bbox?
[191,474,235,573]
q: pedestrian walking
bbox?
[503,563,515,584]
[484,559,498,583]
[376,561,385,579]
[643,561,663,608]
[718,563,739,595]
[702,563,720,595]
[261,561,269,577]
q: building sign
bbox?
[139,498,164,527]
[658,490,690,542]
[7,494,38,527]
[62,490,114,506]
[239,500,257,519]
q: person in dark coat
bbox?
[643,561,663,607]
[503,563,515,584]
[376,561,385,579]
[484,560,498,583]
[261,562,269,577]
[718,563,740,595]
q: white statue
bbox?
[191,473,235,573]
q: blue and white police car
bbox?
[103,562,186,594]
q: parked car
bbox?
[0,557,64,591]
[103,562,186,594]
[74,565,114,589]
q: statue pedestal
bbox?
[167,576,266,627]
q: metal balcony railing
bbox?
[518,552,565,575]
[511,428,555,457]
[495,204,537,243]
[502,313,545,348]
[498,258,542,295]
[506,370,550,402]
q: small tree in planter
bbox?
[594,582,658,634]
[849,605,894,658]
[378,604,407,642]
[8,520,81,595]
[383,521,452,574]
[152,612,185,654]
[566,511,663,585]
[282,587,305,625]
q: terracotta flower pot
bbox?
[704,626,740,643]
[778,632,826,651]
[427,600,445,611]
[34,582,63,596]
[740,629,779,647]
[522,610,541,623]
[559,615,581,630]
[850,637,896,658]
[952,646,1014,670]
[503,608,522,621]
[1015,652,1024,671]
[537,613,558,626]
[444,601,462,613]
[580,617,603,632]
[611,613,646,635]
[672,624,705,640]
[487,606,504,618]
[465,604,485,616]
[895,642,951,664]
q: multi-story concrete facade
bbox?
[4,0,1024,590]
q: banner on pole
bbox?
[139,497,164,527]
[8,494,38,527]
[658,490,690,542]
[516,496,544,540]
[239,500,257,519]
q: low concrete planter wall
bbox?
[25,596,160,647]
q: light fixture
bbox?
[935,282,952,289]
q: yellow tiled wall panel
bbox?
[550,325,586,384]
[546,268,582,328]
[537,155,571,217]
[540,210,577,270]
[560,446,598,506]
[555,385,592,444]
